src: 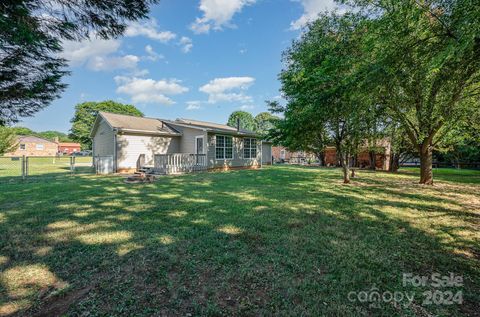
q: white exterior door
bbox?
[195,136,204,164]
[195,136,204,155]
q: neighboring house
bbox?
[272,147,316,163]
[90,112,272,173]
[4,136,58,157]
[272,143,391,170]
[58,142,81,155]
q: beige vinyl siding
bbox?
[207,133,261,168]
[262,143,272,164]
[93,118,114,157]
[116,133,180,169]
[166,124,207,154]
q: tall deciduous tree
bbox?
[227,111,257,131]
[0,0,159,125]
[350,0,480,184]
[268,101,329,165]
[70,101,143,148]
[0,126,16,155]
[254,111,279,138]
[278,13,370,183]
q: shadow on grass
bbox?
[397,167,480,185]
[0,166,478,316]
[0,168,96,185]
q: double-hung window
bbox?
[216,135,233,159]
[243,138,257,159]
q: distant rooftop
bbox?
[17,135,56,144]
[58,142,81,146]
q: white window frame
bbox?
[35,144,44,150]
[280,149,286,159]
[243,138,257,159]
[215,135,234,160]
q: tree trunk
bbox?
[389,153,400,172]
[316,151,326,166]
[419,142,433,185]
[369,151,376,170]
[341,152,350,184]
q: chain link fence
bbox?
[0,156,95,183]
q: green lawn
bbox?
[0,166,479,316]
[0,156,93,181]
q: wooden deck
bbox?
[152,154,207,174]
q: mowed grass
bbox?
[0,166,479,316]
[0,156,93,180]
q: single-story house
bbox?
[4,136,58,157]
[90,112,272,173]
[58,142,82,155]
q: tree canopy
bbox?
[276,13,372,183]
[70,101,143,148]
[10,127,72,142]
[274,0,480,184]
[227,111,257,131]
[352,0,480,184]
[0,0,158,125]
[254,112,279,138]
[0,127,16,155]
[36,131,72,142]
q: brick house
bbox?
[58,142,81,155]
[5,136,58,157]
[272,140,391,170]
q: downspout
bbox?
[260,140,263,169]
[113,128,118,173]
[92,138,95,171]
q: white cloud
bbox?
[186,101,202,110]
[61,38,140,71]
[240,104,254,110]
[88,55,139,71]
[179,37,193,53]
[133,69,150,77]
[115,76,189,105]
[290,0,337,30]
[126,19,177,42]
[80,92,89,101]
[61,38,121,66]
[199,77,255,103]
[144,45,164,61]
[190,0,256,34]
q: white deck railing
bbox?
[153,153,207,174]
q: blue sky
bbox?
[19,0,337,133]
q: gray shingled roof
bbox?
[96,112,259,137]
[168,118,258,136]
[98,112,180,135]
